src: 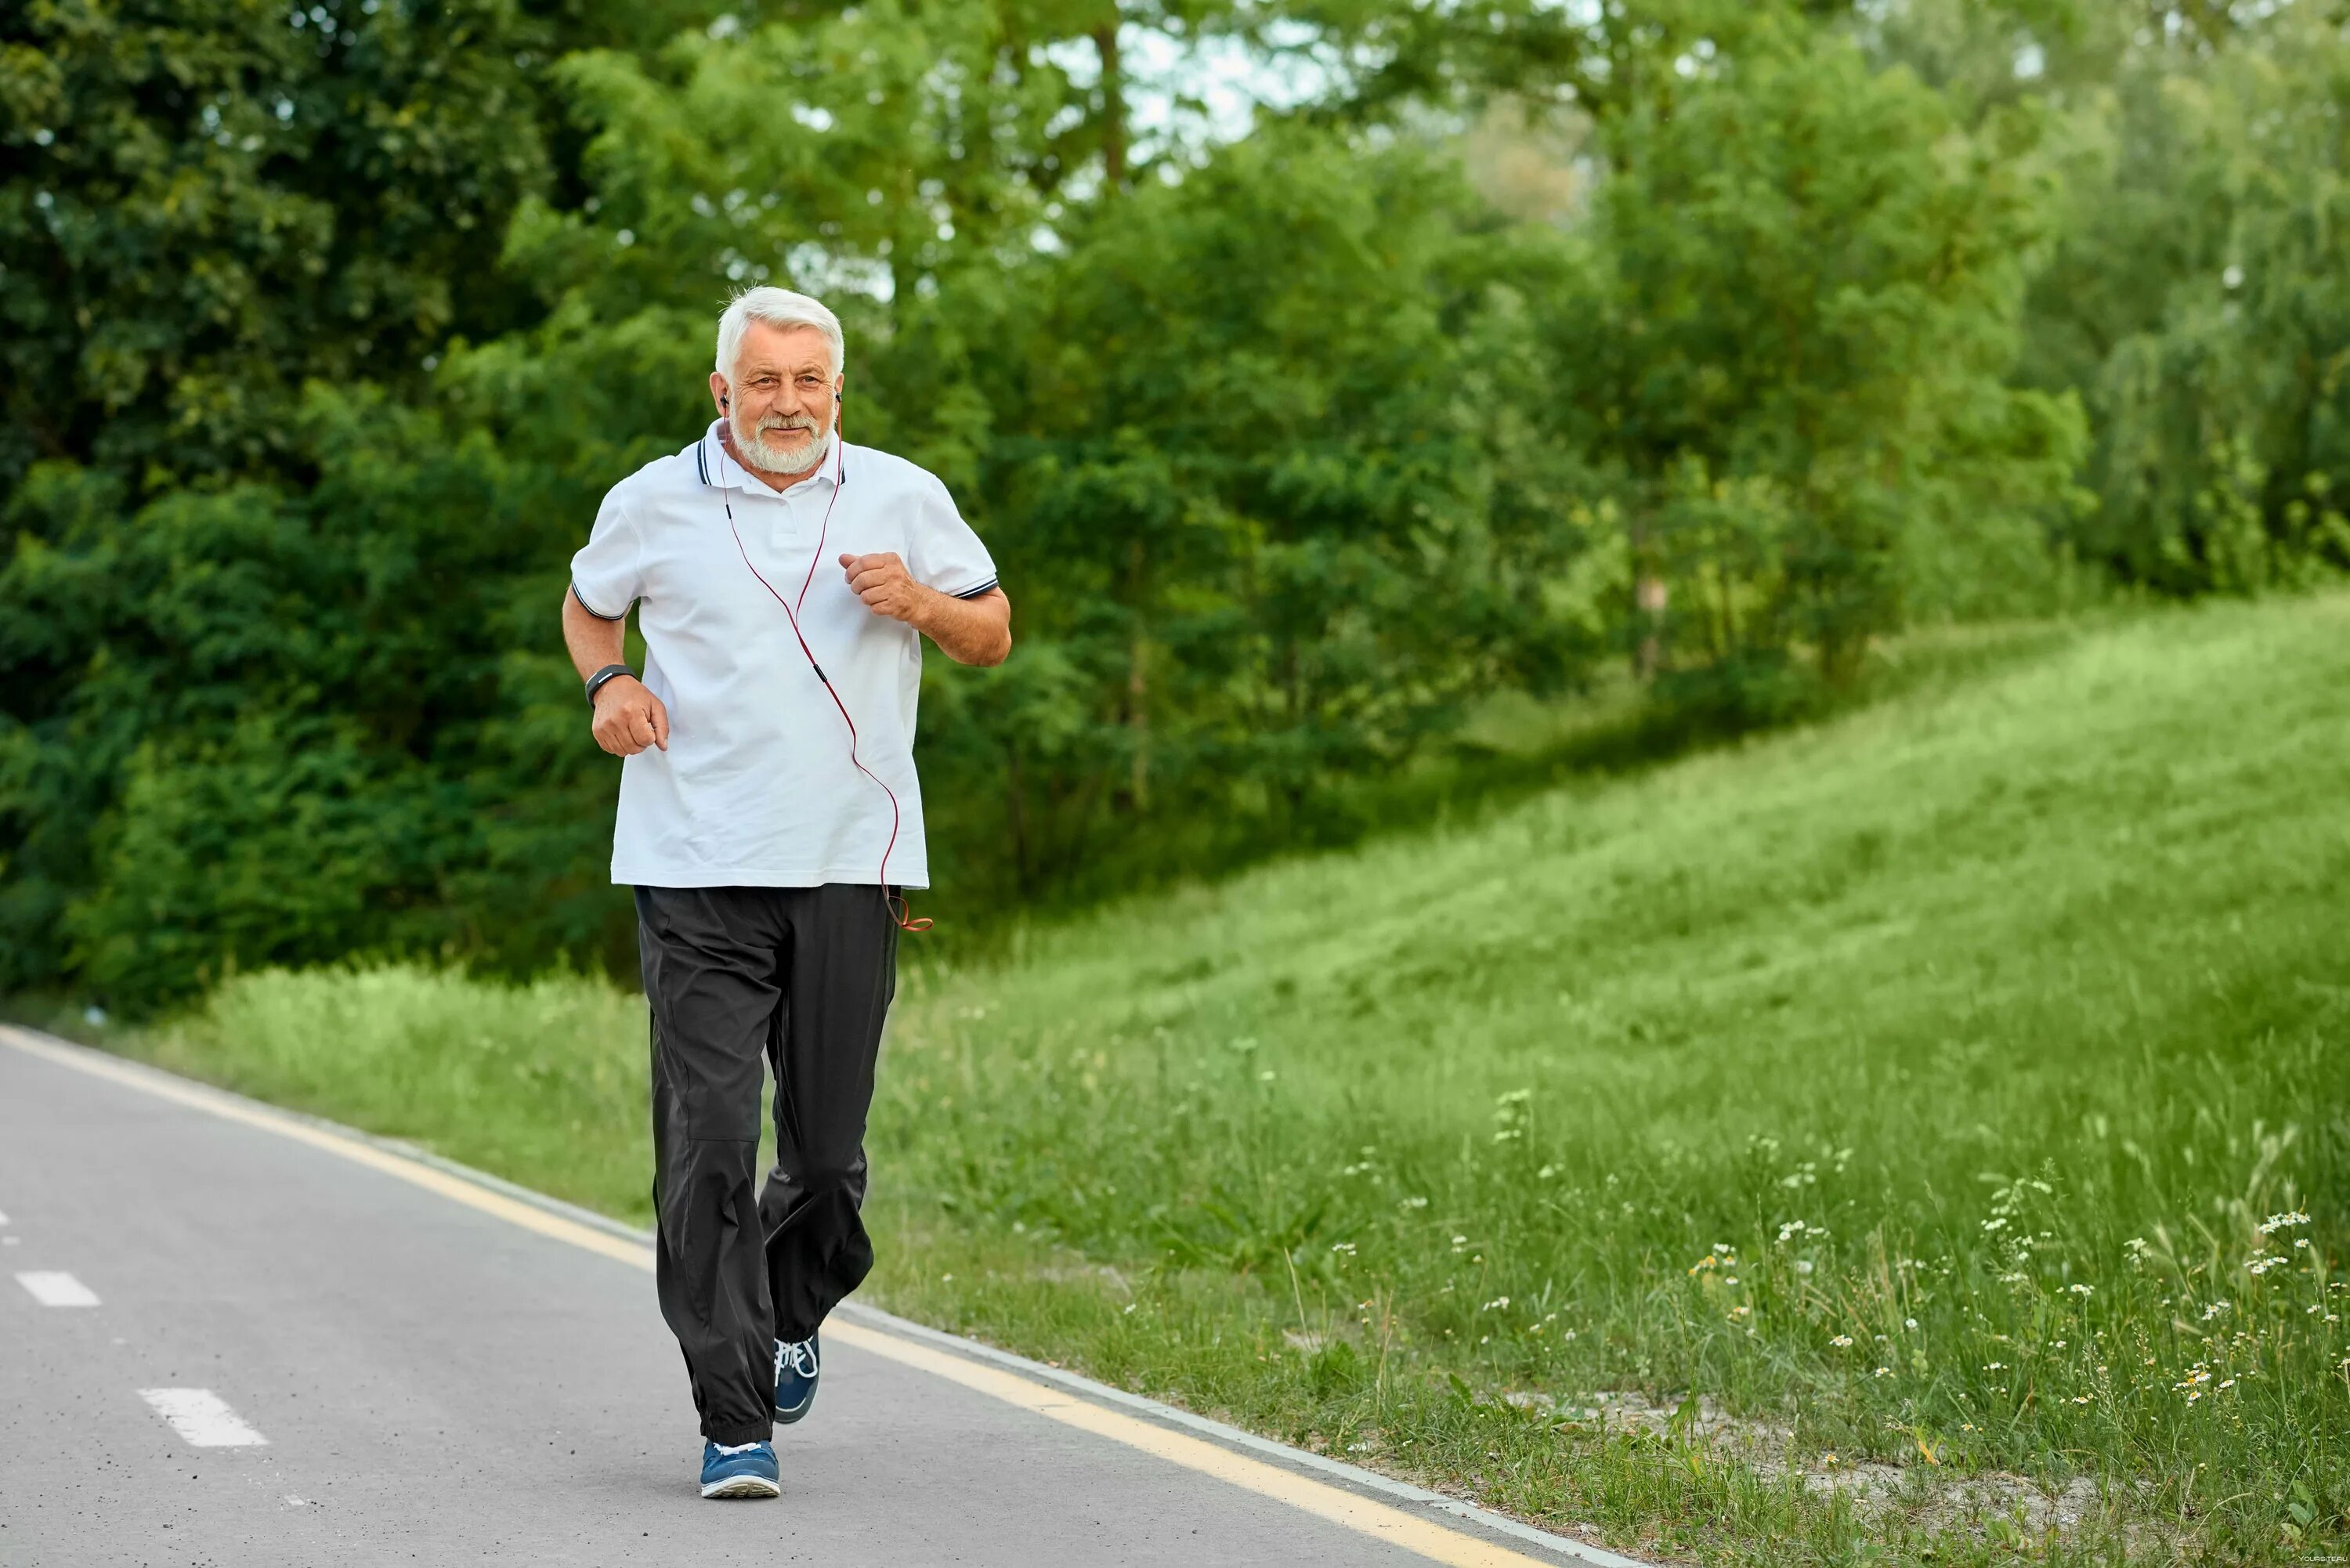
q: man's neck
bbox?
[719,425,826,493]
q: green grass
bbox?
[81,594,2350,1564]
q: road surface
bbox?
[0,1026,1638,1567]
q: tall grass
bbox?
[135,966,653,1218]
[109,594,2349,1563]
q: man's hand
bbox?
[592,677,670,757]
[836,551,1012,666]
[840,551,929,623]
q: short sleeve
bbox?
[906,473,998,600]
[569,490,642,620]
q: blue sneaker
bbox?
[700,1440,779,1499]
[774,1332,820,1424]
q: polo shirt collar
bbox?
[696,421,844,494]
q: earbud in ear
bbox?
[721,393,730,410]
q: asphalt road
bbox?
[0,1028,1632,1568]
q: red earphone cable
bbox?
[720,429,931,933]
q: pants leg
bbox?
[763,883,898,1343]
[637,885,786,1447]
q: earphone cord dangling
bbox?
[718,417,931,934]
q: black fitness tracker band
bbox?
[584,663,635,706]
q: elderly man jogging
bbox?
[560,287,1011,1499]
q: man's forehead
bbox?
[737,320,833,374]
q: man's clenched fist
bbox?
[840,551,929,623]
[592,677,670,757]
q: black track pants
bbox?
[635,883,898,1447]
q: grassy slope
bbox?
[114,594,2348,1564]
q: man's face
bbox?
[710,320,840,476]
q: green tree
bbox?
[0,385,574,1001]
[0,0,743,999]
[931,126,1612,891]
[2029,5,2350,588]
[1541,29,2085,692]
[0,0,562,493]
[0,0,572,995]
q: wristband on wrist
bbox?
[584,663,635,706]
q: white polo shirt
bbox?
[570,422,997,890]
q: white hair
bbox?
[714,287,844,382]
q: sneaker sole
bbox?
[701,1474,781,1499]
[774,1391,815,1425]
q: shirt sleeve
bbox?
[569,490,642,620]
[906,472,998,600]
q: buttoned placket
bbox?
[765,472,841,603]
[771,471,824,543]
[695,431,858,668]
[707,430,838,572]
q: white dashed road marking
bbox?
[16,1270,98,1306]
[139,1389,269,1448]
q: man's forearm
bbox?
[562,587,628,681]
[909,587,1011,667]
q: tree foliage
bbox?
[1560,31,2087,687]
[2,0,2341,1008]
[0,0,561,492]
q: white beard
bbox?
[735,410,830,475]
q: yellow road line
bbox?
[822,1323,1552,1566]
[0,1024,1570,1568]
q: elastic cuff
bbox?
[571,581,625,621]
[703,1417,772,1447]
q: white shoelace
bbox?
[776,1339,818,1380]
[714,1440,765,1456]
